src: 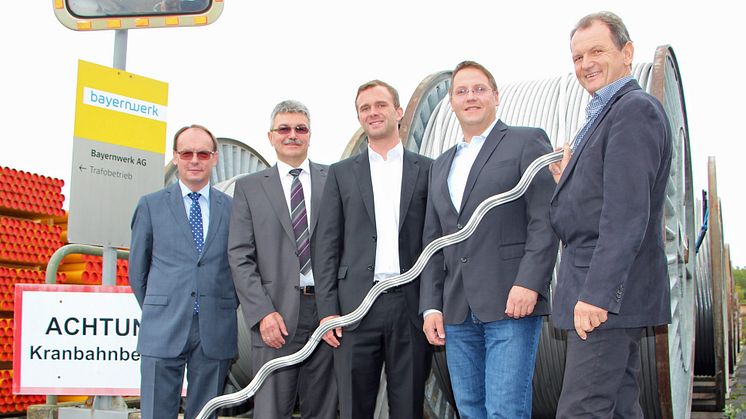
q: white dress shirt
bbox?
[368,143,403,282]
[447,118,498,211]
[179,180,210,241]
[276,159,315,287]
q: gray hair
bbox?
[571,11,632,51]
[269,100,311,129]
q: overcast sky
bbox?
[2,1,744,266]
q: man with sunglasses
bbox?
[228,100,337,419]
[419,61,557,418]
[129,124,238,419]
[314,80,433,419]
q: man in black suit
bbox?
[419,61,557,418]
[313,80,433,419]
[548,12,672,418]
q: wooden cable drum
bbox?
[341,45,696,419]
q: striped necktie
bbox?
[289,169,311,275]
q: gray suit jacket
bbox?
[228,162,328,344]
[313,149,432,329]
[129,182,238,360]
[550,80,672,330]
[420,120,558,324]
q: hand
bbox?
[423,312,446,346]
[548,142,571,183]
[320,315,342,348]
[259,312,288,349]
[505,285,538,319]
[573,301,608,340]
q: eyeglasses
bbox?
[270,125,310,135]
[452,85,493,97]
[176,150,215,160]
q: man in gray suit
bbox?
[549,12,672,418]
[228,100,337,419]
[129,124,238,419]
[314,80,433,419]
[420,61,557,419]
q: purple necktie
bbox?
[289,169,311,275]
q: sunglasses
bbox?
[176,150,215,160]
[270,125,310,135]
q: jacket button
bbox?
[372,235,377,241]
[367,265,373,271]
[460,257,467,263]
[190,292,196,297]
[457,223,463,230]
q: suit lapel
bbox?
[399,150,419,230]
[552,80,640,201]
[439,146,459,216]
[354,151,376,226]
[262,165,296,243]
[165,183,199,256]
[200,187,224,259]
[459,121,507,214]
[309,161,327,234]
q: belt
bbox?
[295,285,315,295]
[379,284,403,294]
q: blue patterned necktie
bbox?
[188,192,203,314]
[289,169,311,275]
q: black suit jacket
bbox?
[550,80,673,330]
[313,148,432,329]
[419,120,558,324]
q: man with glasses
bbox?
[129,124,238,419]
[228,100,337,419]
[314,80,433,419]
[419,61,557,418]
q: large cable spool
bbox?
[342,45,695,418]
[691,157,732,412]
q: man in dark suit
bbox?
[420,61,557,419]
[228,100,336,419]
[313,80,433,419]
[129,124,238,419]
[548,12,672,418]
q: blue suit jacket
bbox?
[550,80,672,330]
[129,182,238,359]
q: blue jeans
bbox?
[444,312,541,419]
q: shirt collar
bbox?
[593,75,634,105]
[277,158,311,177]
[368,141,404,163]
[179,180,210,201]
[457,118,498,151]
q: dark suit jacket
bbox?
[228,162,327,345]
[419,120,558,324]
[550,80,672,330]
[129,182,238,360]
[313,148,432,329]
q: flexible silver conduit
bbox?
[195,149,564,419]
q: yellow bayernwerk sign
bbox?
[68,60,168,248]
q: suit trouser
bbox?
[252,293,337,419]
[140,314,232,419]
[556,327,644,419]
[335,290,432,419]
